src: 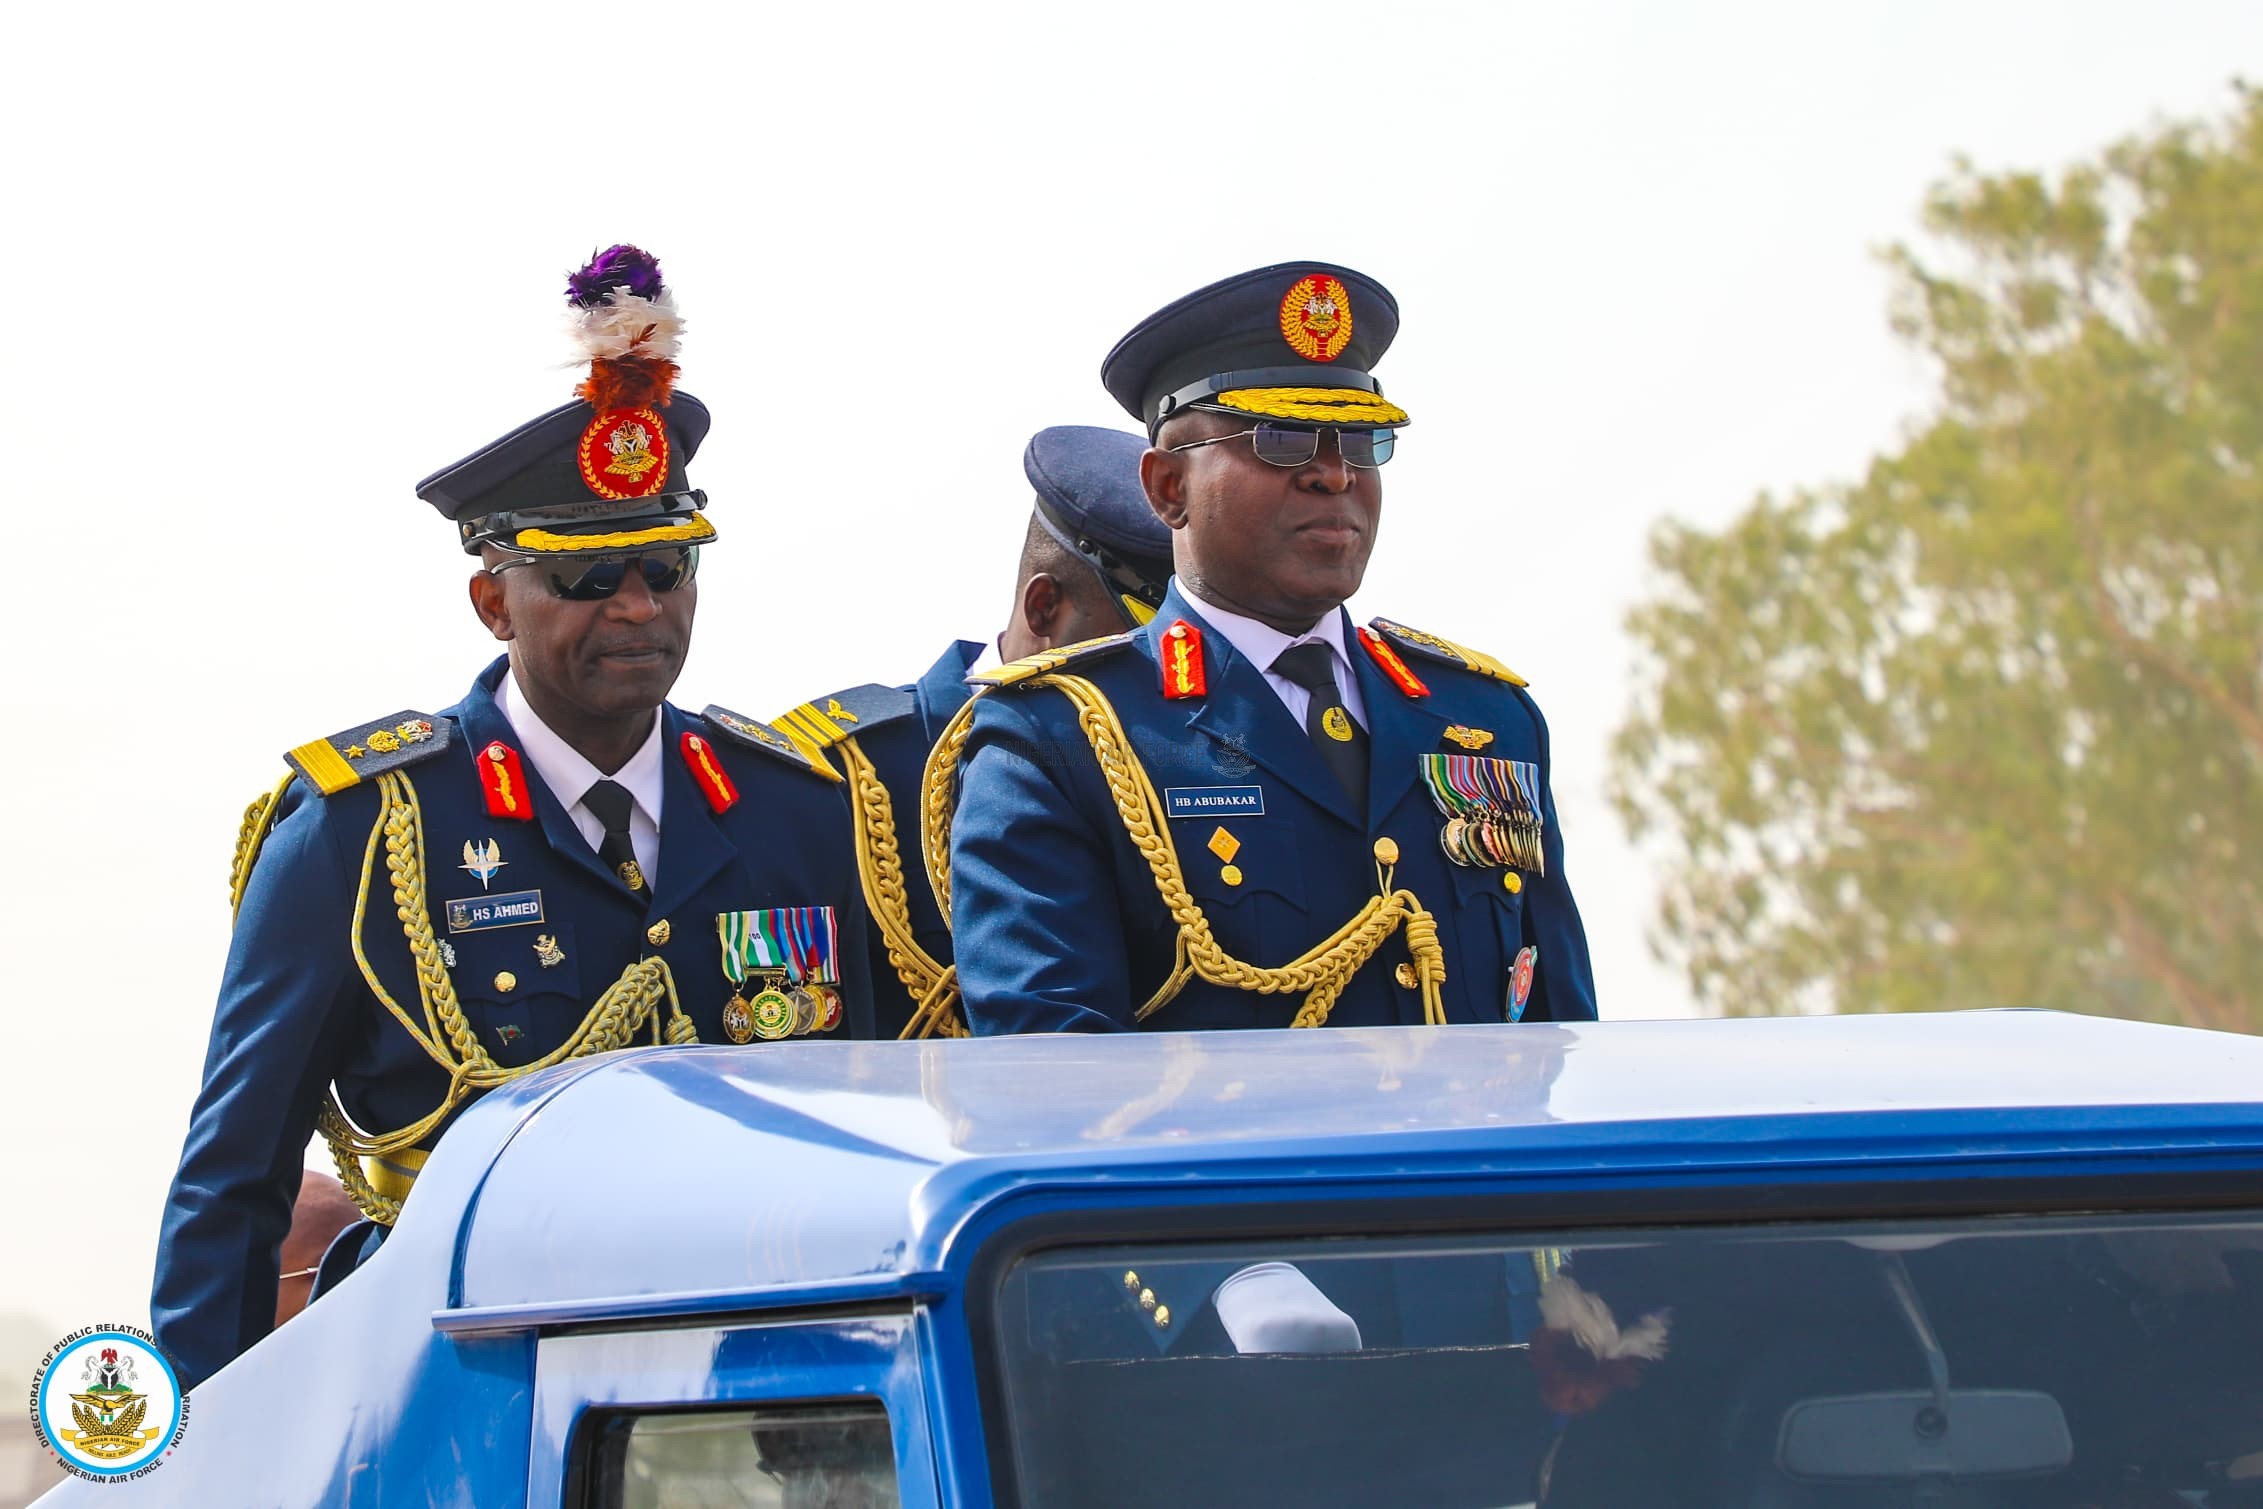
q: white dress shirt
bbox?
[495,667,665,888]
[1176,581,1369,731]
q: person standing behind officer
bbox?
[153,247,873,1391]
[944,262,1597,1033]
[773,426,1173,1039]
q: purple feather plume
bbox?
[566,244,666,308]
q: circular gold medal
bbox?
[1441,818,1470,866]
[749,987,796,1041]
[789,986,819,1036]
[815,986,843,1032]
[722,994,755,1045]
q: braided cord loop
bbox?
[833,735,967,1038]
[313,769,698,1223]
[229,772,297,918]
[925,674,1447,1027]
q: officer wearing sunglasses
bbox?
[771,424,1175,1039]
[943,261,1598,1037]
[153,247,876,1391]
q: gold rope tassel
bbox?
[921,675,1447,1027]
[313,769,698,1223]
[833,736,967,1038]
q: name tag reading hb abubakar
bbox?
[1164,786,1265,819]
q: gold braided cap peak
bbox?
[966,631,1136,689]
[1369,617,1527,688]
[1213,386,1411,426]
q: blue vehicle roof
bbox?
[58,1013,2263,1509]
[439,1011,2263,1326]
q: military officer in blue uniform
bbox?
[773,425,1174,1039]
[946,261,1598,1034]
[152,247,873,1391]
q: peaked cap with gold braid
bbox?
[1101,260,1410,435]
[418,244,719,557]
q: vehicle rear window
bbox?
[579,1400,898,1508]
[993,1213,2263,1507]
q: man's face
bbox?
[1145,409,1382,631]
[470,552,697,725]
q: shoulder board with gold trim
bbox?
[967,632,1136,689]
[771,684,918,751]
[1367,618,1528,687]
[698,705,845,784]
[283,712,454,797]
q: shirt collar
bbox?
[494,666,666,825]
[967,635,1005,678]
[1174,579,1353,680]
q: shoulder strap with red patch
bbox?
[1365,617,1528,689]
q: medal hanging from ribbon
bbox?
[1418,754,1546,875]
[717,907,842,1042]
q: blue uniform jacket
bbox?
[153,658,872,1389]
[950,586,1596,1034]
[830,640,981,1038]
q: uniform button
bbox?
[1153,1304,1171,1328]
[1502,872,1523,895]
[494,971,517,993]
[1220,864,1243,887]
[1139,1288,1157,1311]
[1395,963,1418,989]
[1123,1270,1141,1291]
[647,919,672,947]
[1373,837,1400,865]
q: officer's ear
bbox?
[1019,571,1068,645]
[469,568,516,643]
[1142,444,1192,529]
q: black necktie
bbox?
[1272,641,1369,803]
[581,778,650,900]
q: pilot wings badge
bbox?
[461,838,508,890]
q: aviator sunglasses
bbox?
[490,545,701,601]
[1165,421,1396,469]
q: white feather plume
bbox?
[1538,1274,1672,1361]
[568,292,683,364]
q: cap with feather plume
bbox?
[567,244,683,414]
[416,243,715,552]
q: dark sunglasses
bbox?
[491,545,700,601]
[1166,422,1396,469]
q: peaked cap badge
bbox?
[1280,273,1354,363]
[577,408,670,500]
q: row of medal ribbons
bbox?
[717,906,842,1042]
[1418,754,1545,875]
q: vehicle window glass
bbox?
[582,1401,898,1509]
[994,1213,2263,1507]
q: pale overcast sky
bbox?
[3,0,2255,1354]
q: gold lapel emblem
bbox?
[1443,725,1495,751]
[533,934,565,969]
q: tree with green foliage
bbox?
[1611,90,2263,1028]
